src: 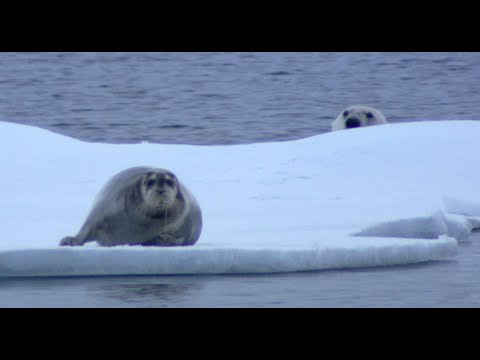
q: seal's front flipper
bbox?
[59,236,85,246]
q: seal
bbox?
[331,105,388,131]
[59,166,202,247]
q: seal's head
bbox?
[332,105,387,131]
[140,169,179,210]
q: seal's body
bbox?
[331,105,388,131]
[60,167,202,247]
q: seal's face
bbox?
[334,105,387,130]
[140,170,178,210]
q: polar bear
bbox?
[331,105,388,131]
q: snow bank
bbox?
[1,120,479,277]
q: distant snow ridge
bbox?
[444,196,480,217]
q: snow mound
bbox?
[1,120,480,277]
[354,210,480,242]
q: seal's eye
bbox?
[343,110,349,117]
[146,179,156,187]
[165,179,175,187]
[366,112,374,119]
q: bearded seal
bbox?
[59,166,202,247]
[331,105,388,131]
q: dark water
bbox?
[1,52,480,307]
[2,52,480,145]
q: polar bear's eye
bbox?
[343,110,349,117]
[366,112,374,119]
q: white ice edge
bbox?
[0,235,458,277]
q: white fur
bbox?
[331,105,388,131]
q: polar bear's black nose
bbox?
[345,117,361,128]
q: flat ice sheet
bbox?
[1,120,479,277]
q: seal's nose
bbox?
[345,117,361,128]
